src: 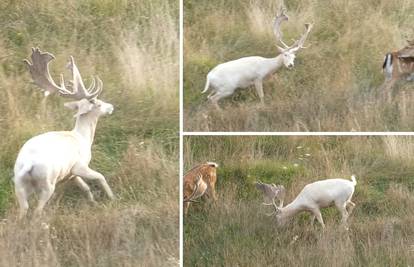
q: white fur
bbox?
[202,52,296,108]
[274,176,357,228]
[13,99,114,218]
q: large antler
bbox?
[23,47,102,100]
[64,56,103,100]
[289,23,313,52]
[272,7,313,53]
[273,6,290,49]
[23,47,70,97]
[256,181,285,216]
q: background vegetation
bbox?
[0,0,178,266]
[184,136,414,266]
[184,0,414,131]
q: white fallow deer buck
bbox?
[382,39,414,101]
[264,176,357,229]
[201,8,313,108]
[13,48,115,219]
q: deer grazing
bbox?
[382,39,414,100]
[263,176,357,229]
[201,7,313,108]
[183,162,218,215]
[13,48,115,219]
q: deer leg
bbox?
[346,201,355,216]
[184,202,190,215]
[311,209,325,228]
[73,176,96,203]
[72,166,115,200]
[209,90,233,109]
[310,214,316,226]
[207,182,218,201]
[34,183,55,217]
[15,183,30,219]
[254,80,265,105]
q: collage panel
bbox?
[183,135,414,266]
[184,0,414,132]
[0,1,178,266]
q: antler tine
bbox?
[262,197,280,216]
[66,56,102,100]
[273,6,290,49]
[290,23,313,52]
[24,47,72,97]
[88,76,103,99]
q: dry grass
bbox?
[184,136,414,266]
[184,0,414,131]
[0,0,178,266]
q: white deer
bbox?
[264,176,357,229]
[14,48,115,219]
[202,8,313,108]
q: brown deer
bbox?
[382,39,414,100]
[183,162,218,215]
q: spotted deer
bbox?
[183,162,218,215]
[382,39,414,100]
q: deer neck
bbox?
[73,113,99,146]
[263,55,285,75]
[278,198,303,221]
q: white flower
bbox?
[282,166,288,170]
[305,153,311,157]
[293,163,299,167]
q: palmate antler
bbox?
[273,6,313,52]
[255,181,285,216]
[23,47,103,100]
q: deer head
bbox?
[23,47,113,118]
[273,7,313,68]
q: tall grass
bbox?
[0,0,178,266]
[184,0,414,131]
[184,136,414,266]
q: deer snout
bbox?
[287,63,294,69]
[102,103,114,115]
[107,105,114,114]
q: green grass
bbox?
[184,136,414,266]
[0,0,178,266]
[184,0,414,131]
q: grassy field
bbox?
[0,0,178,266]
[184,0,414,131]
[184,136,414,266]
